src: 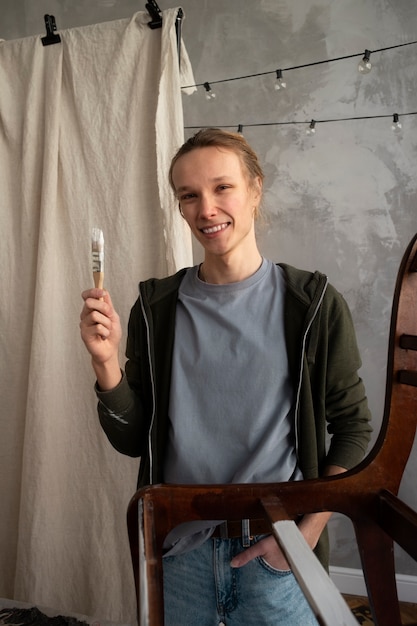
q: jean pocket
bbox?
[257,555,292,576]
[252,534,292,575]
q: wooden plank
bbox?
[399,334,417,350]
[271,520,358,626]
[379,490,417,561]
[398,370,417,386]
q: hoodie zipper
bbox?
[294,275,329,455]
[138,288,157,486]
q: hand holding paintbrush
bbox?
[80,228,122,390]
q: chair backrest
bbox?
[127,233,417,626]
[359,231,417,485]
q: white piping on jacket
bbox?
[294,276,329,455]
[139,289,157,485]
[101,406,129,424]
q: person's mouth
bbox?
[200,222,230,235]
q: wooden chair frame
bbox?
[127,233,417,626]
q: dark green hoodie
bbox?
[96,264,372,566]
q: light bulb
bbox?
[203,82,216,100]
[274,69,287,90]
[306,120,316,135]
[391,113,402,133]
[358,50,372,74]
[237,125,243,134]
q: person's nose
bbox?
[198,193,217,219]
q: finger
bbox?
[81,288,112,303]
[230,543,261,568]
[82,288,100,301]
[80,301,105,323]
[81,295,111,321]
[80,316,110,345]
[84,309,112,332]
[88,323,110,340]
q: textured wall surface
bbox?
[2,0,417,576]
[176,0,417,577]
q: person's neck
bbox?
[199,250,263,285]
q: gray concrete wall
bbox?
[2,0,417,577]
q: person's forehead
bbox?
[173,146,245,179]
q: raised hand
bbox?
[80,288,123,390]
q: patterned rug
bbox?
[0,604,382,626]
[0,607,89,625]
[350,604,374,625]
[0,604,374,625]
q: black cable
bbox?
[181,40,417,90]
[184,111,417,131]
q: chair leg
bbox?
[140,498,165,626]
[354,521,402,626]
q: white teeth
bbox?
[202,223,228,234]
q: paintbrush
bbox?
[92,228,104,294]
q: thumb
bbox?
[230,544,260,568]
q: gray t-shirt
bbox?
[163,258,302,554]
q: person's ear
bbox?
[253,176,263,202]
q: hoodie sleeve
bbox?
[94,297,152,458]
[321,287,373,469]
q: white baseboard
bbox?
[330,566,417,604]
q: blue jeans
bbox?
[163,536,319,625]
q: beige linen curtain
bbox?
[0,9,193,624]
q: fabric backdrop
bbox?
[0,9,193,624]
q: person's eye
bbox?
[217,184,231,192]
[180,192,196,201]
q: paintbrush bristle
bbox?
[92,228,104,273]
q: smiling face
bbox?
[171,146,262,262]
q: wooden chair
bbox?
[127,233,417,626]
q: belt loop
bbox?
[219,521,229,539]
[242,518,251,547]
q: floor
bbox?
[344,595,417,625]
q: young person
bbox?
[80,128,372,625]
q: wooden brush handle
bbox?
[93,271,104,300]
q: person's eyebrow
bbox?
[176,176,233,193]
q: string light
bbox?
[274,69,287,90]
[358,49,372,74]
[391,113,402,133]
[203,81,216,100]
[306,120,316,135]
[237,124,244,133]
[185,111,417,132]
[182,40,417,91]
[185,39,417,136]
